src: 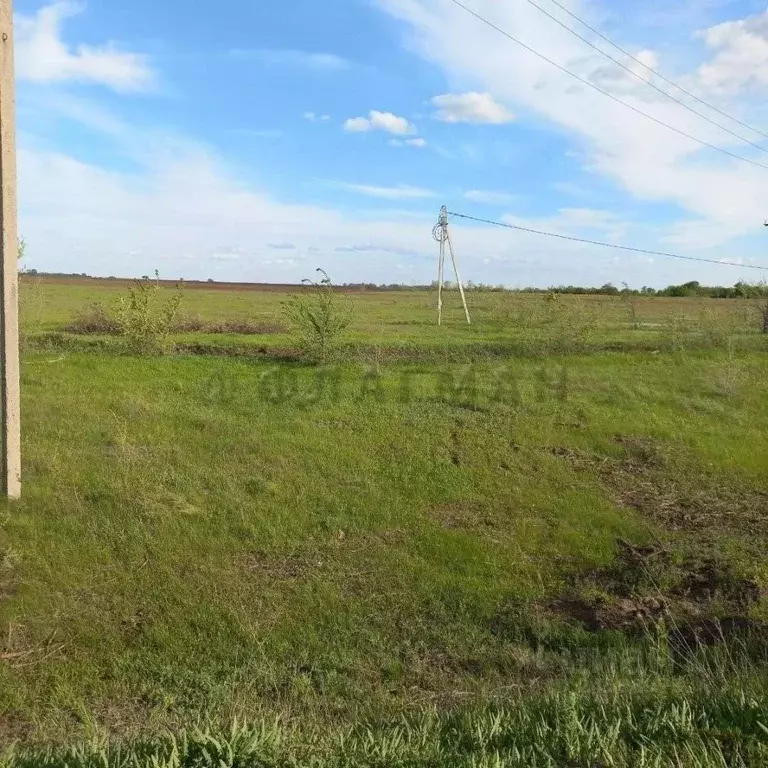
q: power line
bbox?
[539,0,768,143]
[446,0,768,171]
[447,211,768,271]
[521,0,768,156]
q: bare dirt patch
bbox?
[0,711,35,744]
[549,594,667,633]
[537,435,768,656]
[616,480,768,534]
[545,539,767,648]
[667,617,768,659]
[549,436,768,536]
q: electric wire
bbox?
[520,0,768,155]
[538,0,768,142]
[446,0,768,171]
[447,211,768,271]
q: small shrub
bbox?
[661,310,690,352]
[282,269,352,363]
[65,303,121,335]
[541,293,599,355]
[114,271,184,354]
[709,338,746,398]
[727,282,768,333]
[620,282,639,330]
[754,296,768,333]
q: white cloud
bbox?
[552,208,629,240]
[18,131,758,287]
[343,110,414,135]
[17,27,768,290]
[369,110,413,134]
[303,111,331,122]
[502,207,631,243]
[334,182,435,199]
[344,116,373,132]
[389,137,427,147]
[211,250,242,262]
[374,0,768,250]
[696,9,768,93]
[554,208,624,230]
[17,141,447,284]
[15,2,154,92]
[431,92,514,123]
[262,257,299,268]
[589,49,661,92]
[232,48,349,71]
[464,189,516,205]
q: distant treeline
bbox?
[459,280,768,298]
[344,280,768,299]
[341,280,768,297]
[23,270,91,278]
[21,272,768,298]
[507,281,768,298]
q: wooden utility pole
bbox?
[0,0,21,499]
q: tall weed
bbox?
[19,239,46,350]
[114,272,184,355]
[282,269,352,363]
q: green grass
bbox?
[5,683,768,766]
[2,278,768,762]
[21,276,768,358]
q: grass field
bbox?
[2,276,768,765]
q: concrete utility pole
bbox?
[0,0,21,499]
[432,206,471,326]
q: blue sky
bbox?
[12,0,768,286]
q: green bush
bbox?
[114,272,184,355]
[65,303,121,335]
[282,269,352,363]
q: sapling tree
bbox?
[282,269,352,363]
[115,271,185,354]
